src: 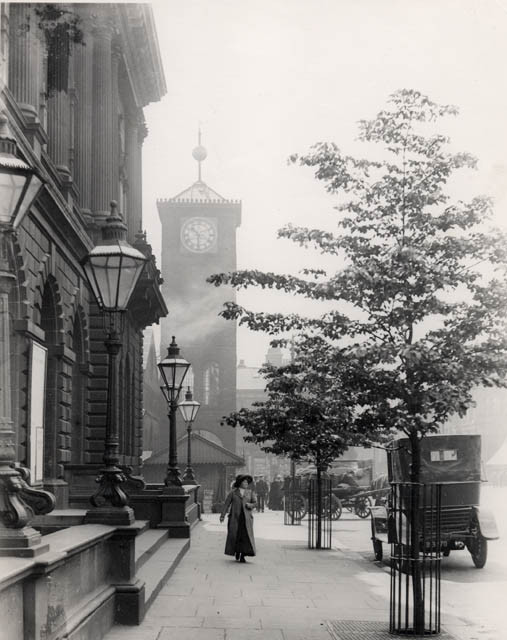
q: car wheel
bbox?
[373,538,383,561]
[470,535,487,569]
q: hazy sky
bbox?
[141,0,507,366]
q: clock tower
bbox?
[157,138,241,452]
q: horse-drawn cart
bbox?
[283,471,379,520]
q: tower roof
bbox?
[169,179,229,203]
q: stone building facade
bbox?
[1,2,166,509]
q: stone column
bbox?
[125,111,144,242]
[90,16,114,218]
[0,6,9,89]
[73,13,93,215]
[8,4,42,122]
[46,70,72,178]
[111,38,121,205]
[0,247,15,470]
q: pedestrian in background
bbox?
[220,474,257,563]
[255,475,268,512]
[268,474,284,510]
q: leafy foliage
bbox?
[224,337,387,469]
[210,89,507,468]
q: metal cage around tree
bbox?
[390,482,442,635]
[307,476,333,549]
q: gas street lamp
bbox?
[81,201,147,525]
[0,113,55,556]
[0,115,44,230]
[178,387,200,485]
[158,337,190,490]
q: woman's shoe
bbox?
[235,552,240,561]
[239,554,246,563]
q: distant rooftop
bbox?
[237,364,266,391]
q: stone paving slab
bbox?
[225,630,284,640]
[157,628,224,640]
[282,628,336,640]
[203,615,263,629]
[196,603,253,617]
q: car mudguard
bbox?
[472,506,500,540]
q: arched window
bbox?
[185,365,194,393]
[203,362,219,406]
[40,282,58,480]
[71,313,86,464]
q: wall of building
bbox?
[2,2,166,507]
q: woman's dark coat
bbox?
[220,488,257,556]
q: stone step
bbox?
[135,527,170,570]
[136,536,190,610]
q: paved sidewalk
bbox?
[104,512,481,640]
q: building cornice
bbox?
[118,4,167,109]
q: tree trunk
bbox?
[316,462,322,549]
[409,432,424,633]
[290,458,296,525]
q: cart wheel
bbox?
[470,534,487,569]
[331,497,342,520]
[287,494,307,520]
[442,548,451,557]
[354,497,372,519]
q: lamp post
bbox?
[158,337,190,490]
[178,387,200,485]
[0,113,55,556]
[81,201,147,525]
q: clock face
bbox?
[180,217,217,253]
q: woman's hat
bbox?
[234,474,253,487]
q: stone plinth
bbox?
[128,485,191,538]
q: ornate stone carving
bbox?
[120,465,146,492]
[1,464,55,529]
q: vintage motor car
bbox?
[370,434,499,568]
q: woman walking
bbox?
[219,474,257,563]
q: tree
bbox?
[223,339,377,470]
[210,89,507,631]
[224,342,371,549]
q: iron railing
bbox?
[307,476,332,549]
[284,463,304,525]
[390,482,442,635]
